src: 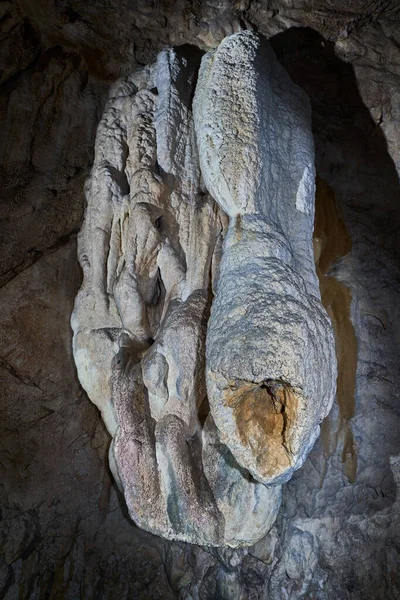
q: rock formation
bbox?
[71,31,336,547]
[195,32,337,486]
[2,1,400,598]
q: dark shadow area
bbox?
[270,26,400,514]
[270,27,400,259]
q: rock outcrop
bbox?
[2,1,400,598]
[195,32,336,486]
[71,32,336,546]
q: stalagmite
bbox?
[71,31,336,546]
[194,31,337,485]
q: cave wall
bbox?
[1,1,400,599]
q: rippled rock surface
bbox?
[71,32,335,547]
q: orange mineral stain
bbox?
[314,176,358,483]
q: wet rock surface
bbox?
[1,1,400,598]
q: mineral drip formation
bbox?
[71,31,337,547]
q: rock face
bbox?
[71,31,336,547]
[2,1,400,598]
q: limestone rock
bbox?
[72,31,336,546]
[194,32,337,485]
[3,1,400,596]
[71,40,284,547]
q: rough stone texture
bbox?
[194,31,336,486]
[1,1,400,598]
[72,39,284,548]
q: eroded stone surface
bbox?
[194,32,337,485]
[71,40,286,547]
[2,1,400,597]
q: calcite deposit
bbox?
[71,31,336,546]
[194,32,337,485]
[3,0,400,597]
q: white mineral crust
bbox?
[194,31,337,485]
[71,31,336,546]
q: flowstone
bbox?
[71,31,336,547]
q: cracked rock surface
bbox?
[1,1,400,598]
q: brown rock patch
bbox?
[314,176,358,483]
[224,380,299,479]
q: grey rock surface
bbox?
[194,31,336,486]
[1,1,400,598]
[72,39,284,548]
